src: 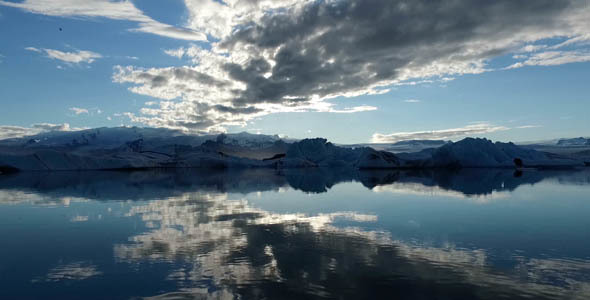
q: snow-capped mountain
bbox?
[0,127,287,152]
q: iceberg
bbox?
[0,128,584,171]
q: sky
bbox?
[0,0,589,144]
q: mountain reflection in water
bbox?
[0,168,589,299]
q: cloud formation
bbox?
[0,123,76,140]
[372,123,510,143]
[26,47,102,64]
[31,123,73,131]
[110,0,590,133]
[0,0,205,41]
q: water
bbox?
[0,168,589,299]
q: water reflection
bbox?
[1,168,589,202]
[1,168,589,299]
[33,262,102,283]
[113,185,590,299]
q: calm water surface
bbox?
[0,169,589,299]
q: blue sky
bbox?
[0,0,589,143]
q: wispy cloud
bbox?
[69,107,89,115]
[26,47,102,64]
[371,123,510,143]
[323,105,377,114]
[517,44,547,53]
[403,99,421,103]
[0,0,205,41]
[69,107,103,116]
[506,50,590,69]
[31,123,73,131]
[516,125,542,129]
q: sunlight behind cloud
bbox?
[111,0,590,133]
[371,123,510,143]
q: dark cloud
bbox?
[171,68,227,87]
[218,0,579,106]
[114,0,588,132]
[213,104,262,115]
[132,67,226,88]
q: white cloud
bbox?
[182,0,304,39]
[549,34,590,49]
[26,47,102,64]
[0,123,76,140]
[516,125,542,129]
[24,46,40,53]
[403,99,421,103]
[506,50,590,69]
[32,123,73,131]
[69,107,103,116]
[324,105,377,114]
[69,107,89,115]
[164,48,187,59]
[0,0,206,41]
[518,44,547,52]
[371,123,510,143]
[0,125,38,140]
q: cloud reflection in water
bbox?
[1,168,590,299]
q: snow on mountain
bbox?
[0,128,585,171]
[216,132,282,148]
[276,138,401,168]
[0,127,288,149]
[556,137,590,146]
[0,127,292,171]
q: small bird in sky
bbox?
[59,27,62,31]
